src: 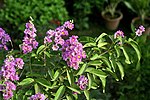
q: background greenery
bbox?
[0,0,150,99]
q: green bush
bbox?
[0,0,69,45]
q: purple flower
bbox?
[21,21,38,54]
[52,44,59,51]
[61,35,86,70]
[4,81,16,91]
[135,25,145,36]
[30,93,46,100]
[3,89,13,100]
[0,28,11,50]
[77,75,88,90]
[114,30,124,39]
[15,58,24,69]
[0,85,5,91]
[63,21,74,30]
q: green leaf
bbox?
[84,90,90,100]
[97,42,108,48]
[76,63,87,75]
[83,42,96,48]
[105,68,119,81]
[44,51,50,58]
[36,45,45,54]
[88,60,103,66]
[51,70,61,81]
[120,47,131,64]
[67,86,81,94]
[99,77,106,93]
[99,56,112,69]
[18,78,34,86]
[36,78,51,88]
[96,33,107,42]
[54,85,66,100]
[86,67,107,78]
[109,54,116,72]
[87,73,92,90]
[114,45,120,58]
[127,38,141,61]
[34,84,40,94]
[116,62,124,80]
[67,70,73,86]
[90,54,100,60]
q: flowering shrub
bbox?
[0,18,144,100]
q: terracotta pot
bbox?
[131,17,150,35]
[101,11,123,30]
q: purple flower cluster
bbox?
[0,55,24,100]
[44,20,74,51]
[77,75,88,90]
[30,93,46,100]
[114,30,124,39]
[0,28,11,50]
[22,22,38,54]
[61,36,86,70]
[135,25,145,36]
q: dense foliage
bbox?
[0,18,143,99]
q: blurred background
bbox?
[0,0,150,99]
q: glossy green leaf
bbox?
[90,54,100,60]
[116,62,124,80]
[36,78,51,88]
[67,70,73,86]
[99,77,106,93]
[54,85,66,100]
[114,45,120,58]
[105,68,119,81]
[87,73,92,90]
[84,90,90,100]
[76,63,87,75]
[120,47,131,64]
[36,45,45,54]
[44,51,50,58]
[51,70,61,81]
[97,42,108,48]
[86,67,107,78]
[34,84,40,94]
[18,78,34,86]
[83,42,96,48]
[67,86,81,94]
[66,95,73,100]
[96,33,107,42]
[100,56,112,69]
[109,54,116,72]
[88,60,103,66]
[127,38,141,61]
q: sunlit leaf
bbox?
[116,62,124,80]
[97,42,108,48]
[76,63,87,75]
[120,47,131,64]
[83,42,96,48]
[18,78,34,86]
[67,70,73,86]
[87,73,92,90]
[88,60,103,66]
[51,70,61,81]
[86,67,107,78]
[36,78,51,88]
[84,90,90,100]
[36,45,45,54]
[54,85,66,100]
[96,33,107,42]
[67,86,81,94]
[90,54,100,60]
